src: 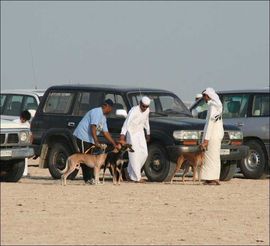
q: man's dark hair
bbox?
[20,110,31,121]
[103,99,114,107]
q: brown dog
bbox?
[61,144,111,186]
[170,146,206,184]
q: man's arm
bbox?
[144,110,150,142]
[103,131,117,147]
[90,124,100,146]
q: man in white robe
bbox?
[200,88,224,185]
[120,96,151,182]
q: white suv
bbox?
[0,89,45,120]
[0,119,34,182]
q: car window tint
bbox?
[3,95,23,116]
[43,92,74,114]
[222,94,249,118]
[0,95,7,114]
[159,96,174,111]
[73,92,91,116]
[191,99,208,119]
[23,96,38,111]
[252,94,269,117]
[105,93,128,118]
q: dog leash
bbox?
[84,146,95,154]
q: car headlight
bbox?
[228,131,243,140]
[20,131,30,143]
[173,130,200,140]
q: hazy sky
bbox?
[1,1,269,101]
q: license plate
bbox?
[220,149,230,155]
[0,150,12,157]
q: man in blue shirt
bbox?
[73,99,117,183]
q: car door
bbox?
[33,90,77,141]
[247,93,269,142]
[69,90,104,132]
[221,93,251,135]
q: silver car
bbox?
[190,88,270,179]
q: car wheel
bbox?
[144,143,175,182]
[220,160,237,181]
[239,140,266,179]
[48,142,78,180]
[0,160,25,182]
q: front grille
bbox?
[0,134,5,144]
[200,131,230,145]
[7,133,19,144]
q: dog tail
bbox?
[58,158,69,174]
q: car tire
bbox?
[239,140,266,179]
[220,161,237,181]
[48,142,78,180]
[144,143,175,182]
[0,160,25,182]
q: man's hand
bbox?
[119,134,126,142]
[95,141,101,148]
[146,135,150,143]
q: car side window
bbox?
[252,94,269,117]
[222,94,249,118]
[23,96,38,111]
[105,93,127,118]
[72,92,91,116]
[3,95,23,116]
[0,95,7,114]
[43,92,74,114]
[192,99,208,119]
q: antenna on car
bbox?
[29,40,38,89]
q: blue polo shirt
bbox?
[73,107,108,144]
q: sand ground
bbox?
[1,159,269,245]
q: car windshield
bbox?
[128,93,192,117]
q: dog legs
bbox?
[94,166,101,185]
[61,159,78,186]
[111,166,117,185]
[102,163,108,184]
[170,156,185,184]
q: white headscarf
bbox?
[141,96,151,106]
[202,87,223,115]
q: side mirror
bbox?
[116,109,127,118]
[191,109,198,118]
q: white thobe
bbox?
[121,106,150,181]
[201,100,224,180]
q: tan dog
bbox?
[170,146,206,184]
[61,144,110,186]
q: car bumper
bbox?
[0,147,34,160]
[166,144,249,163]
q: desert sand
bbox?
[1,160,269,245]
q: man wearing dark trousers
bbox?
[73,99,117,183]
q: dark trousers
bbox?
[75,137,94,182]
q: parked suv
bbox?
[31,84,248,182]
[0,119,34,182]
[1,89,45,120]
[190,88,270,179]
